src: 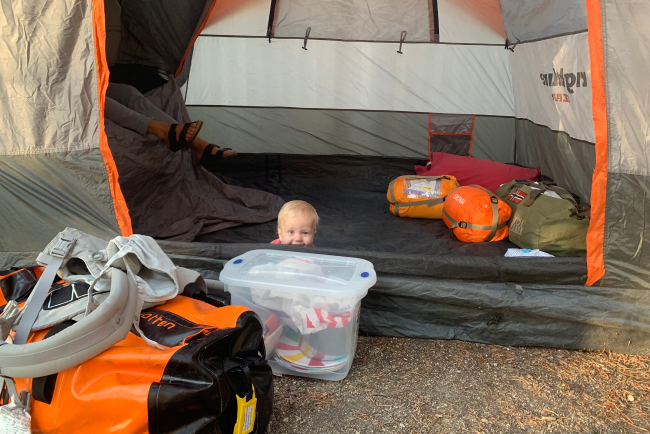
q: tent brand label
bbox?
[510,218,526,236]
[512,34,595,142]
[452,194,466,205]
[539,68,587,95]
[136,309,217,347]
[508,189,528,205]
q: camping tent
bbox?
[1,0,649,353]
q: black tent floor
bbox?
[194,155,587,285]
[199,154,531,256]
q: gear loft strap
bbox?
[13,235,76,345]
[470,185,500,242]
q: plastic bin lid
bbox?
[219,250,377,298]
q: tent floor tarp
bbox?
[156,155,650,354]
[197,154,520,256]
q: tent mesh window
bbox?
[428,113,475,157]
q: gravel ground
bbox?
[269,337,650,434]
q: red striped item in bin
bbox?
[305,308,351,330]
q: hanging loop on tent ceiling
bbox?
[303,27,311,50]
[505,37,520,52]
[397,31,407,54]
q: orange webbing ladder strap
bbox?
[442,186,507,242]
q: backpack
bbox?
[0,229,273,434]
[496,180,590,256]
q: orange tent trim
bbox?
[586,0,608,286]
[92,0,133,236]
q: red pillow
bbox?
[415,152,540,193]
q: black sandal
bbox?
[167,120,203,152]
[199,144,236,170]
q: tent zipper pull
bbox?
[397,31,407,54]
[303,27,311,50]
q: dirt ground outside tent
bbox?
[270,337,650,433]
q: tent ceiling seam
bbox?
[509,29,589,47]
[185,105,516,119]
[196,34,502,47]
[514,118,596,146]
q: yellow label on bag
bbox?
[233,387,256,434]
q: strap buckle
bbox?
[458,222,468,229]
[490,196,498,204]
[50,235,76,259]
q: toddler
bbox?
[271,200,319,246]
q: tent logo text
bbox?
[540,68,588,103]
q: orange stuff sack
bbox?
[11,293,273,434]
[442,185,512,243]
[388,175,460,219]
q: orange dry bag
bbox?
[10,292,273,434]
[387,175,460,219]
[442,185,512,243]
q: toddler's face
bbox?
[278,213,315,246]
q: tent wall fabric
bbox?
[510,15,596,207]
[185,107,430,157]
[514,120,595,204]
[510,33,594,143]
[183,107,515,159]
[116,0,214,75]
[471,116,516,163]
[186,38,514,116]
[500,0,588,43]
[200,0,272,37]
[273,0,434,42]
[595,0,650,289]
[186,0,515,165]
[105,0,122,66]
[0,0,123,261]
[437,0,505,44]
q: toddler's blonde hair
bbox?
[277,200,320,233]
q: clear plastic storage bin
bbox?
[219,249,376,381]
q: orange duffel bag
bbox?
[10,291,273,434]
[442,185,512,243]
[387,175,460,219]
